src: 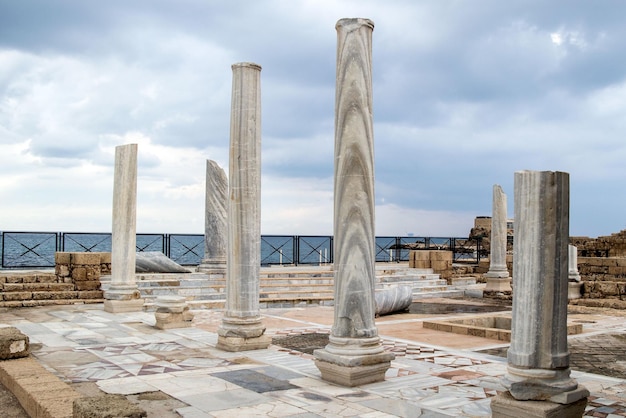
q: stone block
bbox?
[5,275,23,284]
[73,394,146,418]
[314,358,392,387]
[55,252,72,264]
[429,250,453,261]
[71,252,102,265]
[77,290,104,299]
[36,274,57,283]
[0,327,30,359]
[72,267,87,281]
[103,299,145,313]
[491,391,587,418]
[2,292,33,301]
[21,275,38,283]
[98,252,112,264]
[75,281,101,291]
[32,291,77,300]
[216,334,271,352]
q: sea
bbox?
[0,232,445,269]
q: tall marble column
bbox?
[197,159,227,273]
[484,184,512,293]
[104,144,144,313]
[493,171,588,417]
[216,63,270,352]
[314,18,393,387]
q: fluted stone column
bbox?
[484,184,512,293]
[493,171,588,417]
[216,63,270,352]
[197,159,227,273]
[568,245,583,300]
[104,144,144,313]
[314,18,393,387]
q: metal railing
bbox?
[0,231,483,269]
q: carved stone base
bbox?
[313,348,394,387]
[484,276,512,292]
[491,391,588,418]
[216,334,271,352]
[568,282,583,300]
[103,298,145,313]
[314,356,392,387]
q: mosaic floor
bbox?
[3,305,626,417]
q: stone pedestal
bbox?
[492,391,588,418]
[499,171,588,410]
[198,159,228,273]
[216,62,269,352]
[104,144,144,313]
[314,18,393,386]
[484,184,512,293]
[154,296,194,329]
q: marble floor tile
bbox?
[177,388,269,413]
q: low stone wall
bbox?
[577,256,626,301]
[0,252,109,308]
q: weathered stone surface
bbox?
[314,18,392,385]
[503,170,585,404]
[374,286,412,316]
[106,144,143,311]
[0,327,29,359]
[491,391,587,418]
[485,184,512,292]
[217,62,268,351]
[73,394,146,418]
[135,251,190,273]
[199,159,228,271]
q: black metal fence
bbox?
[0,231,483,269]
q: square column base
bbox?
[314,349,394,387]
[491,391,587,418]
[103,299,145,313]
[216,334,271,352]
[484,277,512,292]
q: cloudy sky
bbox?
[1,1,625,238]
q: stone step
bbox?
[411,289,466,299]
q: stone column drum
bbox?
[484,184,512,293]
[314,18,393,387]
[104,144,144,313]
[216,63,270,352]
[197,159,228,273]
[493,171,588,417]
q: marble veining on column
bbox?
[198,159,227,273]
[314,18,393,387]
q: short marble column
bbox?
[216,63,270,352]
[493,171,588,417]
[197,159,227,273]
[484,184,512,293]
[314,18,393,387]
[104,144,144,313]
[568,245,583,300]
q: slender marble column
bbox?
[104,144,144,313]
[197,159,227,273]
[568,244,583,300]
[216,63,269,352]
[314,18,393,387]
[568,245,581,282]
[484,184,512,292]
[499,171,587,408]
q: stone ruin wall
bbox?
[0,252,109,308]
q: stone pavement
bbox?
[0,300,625,417]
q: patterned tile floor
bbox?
[2,304,625,417]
